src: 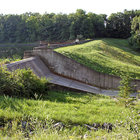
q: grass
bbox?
[0,91,140,139]
[55,38,140,79]
[0,39,140,139]
[0,91,133,124]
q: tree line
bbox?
[0,9,139,44]
[130,16,140,47]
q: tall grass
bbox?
[0,91,139,139]
[0,91,139,125]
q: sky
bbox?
[0,0,140,16]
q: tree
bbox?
[0,15,6,42]
[106,10,140,39]
[52,13,70,41]
[130,16,140,48]
[0,9,139,43]
[15,14,28,43]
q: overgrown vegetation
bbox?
[119,71,136,98]
[129,16,140,48]
[56,38,140,78]
[0,9,140,43]
[0,67,49,98]
[0,55,21,65]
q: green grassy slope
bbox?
[55,38,140,79]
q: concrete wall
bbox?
[29,48,140,91]
[24,48,140,91]
[6,57,50,78]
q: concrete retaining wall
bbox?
[27,48,140,91]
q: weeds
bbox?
[119,71,135,98]
[117,71,140,139]
[0,67,49,98]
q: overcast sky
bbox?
[0,0,140,16]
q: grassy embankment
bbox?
[56,38,140,79]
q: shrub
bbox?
[0,67,14,94]
[130,16,140,48]
[119,71,135,98]
[0,67,49,98]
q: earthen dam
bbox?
[6,44,140,97]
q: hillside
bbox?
[55,38,140,79]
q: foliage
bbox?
[0,91,139,139]
[106,10,140,39]
[56,38,140,79]
[0,43,36,58]
[130,16,140,48]
[0,55,21,65]
[119,71,135,98]
[0,10,105,43]
[0,67,49,98]
[0,9,139,43]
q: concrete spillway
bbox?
[6,57,120,96]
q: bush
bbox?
[130,16,140,48]
[0,67,14,94]
[128,36,136,46]
[0,67,49,98]
[119,72,135,98]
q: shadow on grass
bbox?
[63,42,140,78]
[0,90,106,110]
[44,90,106,104]
[102,38,140,57]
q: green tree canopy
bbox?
[0,9,139,43]
[130,16,140,47]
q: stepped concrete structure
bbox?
[5,44,140,97]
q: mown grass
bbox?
[55,38,140,79]
[0,91,140,139]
